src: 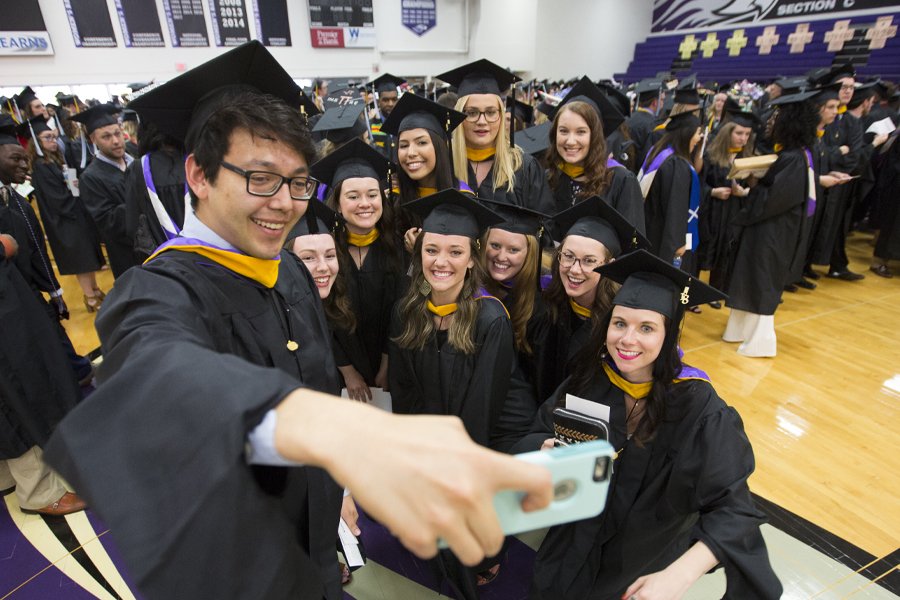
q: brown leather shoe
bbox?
[22,492,87,516]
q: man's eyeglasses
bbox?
[463,108,502,123]
[220,161,319,201]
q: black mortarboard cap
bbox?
[312,103,368,144]
[773,76,807,94]
[371,73,406,94]
[285,199,343,241]
[848,81,877,108]
[812,82,842,104]
[509,97,534,126]
[122,109,139,123]
[69,103,122,134]
[323,87,365,109]
[598,83,631,118]
[556,76,626,136]
[128,81,153,93]
[596,249,726,316]
[478,197,548,238]
[676,74,698,90]
[635,78,663,99]
[515,121,552,156]
[824,63,856,85]
[127,40,302,150]
[724,107,760,130]
[310,138,389,188]
[437,59,521,97]
[0,115,20,146]
[673,88,701,105]
[56,94,79,107]
[768,89,820,106]
[665,112,700,132]
[550,196,650,258]
[380,92,465,139]
[15,86,38,110]
[16,115,52,141]
[403,188,503,239]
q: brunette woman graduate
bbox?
[546,77,645,231]
[311,139,405,399]
[528,197,650,404]
[516,249,783,600]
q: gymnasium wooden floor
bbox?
[11,229,897,598]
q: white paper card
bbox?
[338,518,364,567]
[867,117,897,136]
[341,387,393,412]
[565,393,610,422]
[63,167,80,197]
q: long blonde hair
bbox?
[452,95,522,193]
[393,235,487,355]
[705,121,756,168]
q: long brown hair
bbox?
[393,235,487,354]
[705,121,756,168]
[26,138,65,169]
[543,240,618,327]
[285,234,357,333]
[326,181,405,273]
[480,231,540,354]
[546,101,613,199]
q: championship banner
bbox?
[252,0,292,46]
[209,0,251,46]
[653,0,900,33]
[162,0,210,47]
[0,0,53,55]
[64,0,118,47]
[308,0,376,48]
[115,0,166,47]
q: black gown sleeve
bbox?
[645,158,692,261]
[387,307,420,415]
[518,153,556,215]
[460,299,515,447]
[80,165,129,245]
[734,152,807,225]
[607,167,646,234]
[44,263,327,600]
[681,402,783,599]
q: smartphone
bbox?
[494,440,614,536]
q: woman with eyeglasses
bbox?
[528,198,650,404]
[20,116,106,311]
[546,77,645,232]
[514,250,782,600]
[310,139,406,402]
[437,59,555,215]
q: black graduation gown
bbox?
[873,133,900,260]
[644,154,693,262]
[30,160,105,274]
[697,157,742,288]
[64,136,94,176]
[0,245,80,459]
[44,249,345,600]
[809,113,863,265]
[467,151,555,215]
[125,150,188,260]
[79,158,140,277]
[388,296,514,448]
[516,374,782,600]
[526,304,592,405]
[334,237,404,385]
[0,190,60,298]
[725,149,809,315]
[551,168,646,233]
[625,109,657,172]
